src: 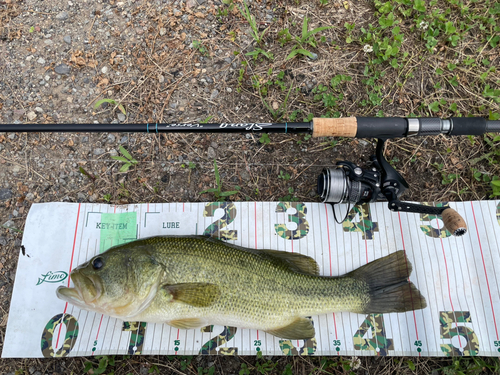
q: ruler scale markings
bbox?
[470,202,499,341]
[484,200,500,353]
[387,208,405,356]
[68,206,89,356]
[374,205,388,356]
[435,205,468,345]
[73,235,94,355]
[442,204,471,352]
[103,317,119,356]
[455,202,484,353]
[383,210,402,355]
[337,205,352,356]
[410,209,433,355]
[480,201,500,323]
[324,204,339,355]
[91,315,105,356]
[463,201,491,353]
[89,205,118,352]
[148,205,164,354]
[464,201,492,353]
[374,204,386,355]
[423,209,445,355]
[312,203,327,354]
[254,202,260,352]
[190,202,199,356]
[344,205,357,356]
[464,201,491,347]
[364,208,378,355]
[482,201,500,287]
[382,205,401,355]
[97,316,112,356]
[398,212,421,357]
[433,209,462,348]
[171,203,181,355]
[55,203,82,352]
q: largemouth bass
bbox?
[57,235,426,339]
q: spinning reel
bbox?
[317,138,467,236]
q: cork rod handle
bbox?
[312,118,358,138]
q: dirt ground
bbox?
[0,0,499,373]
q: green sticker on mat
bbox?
[99,212,137,253]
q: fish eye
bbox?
[92,257,104,270]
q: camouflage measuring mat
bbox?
[4,201,500,357]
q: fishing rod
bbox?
[4,116,499,236]
[1,116,500,136]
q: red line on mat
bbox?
[255,202,259,341]
[432,209,466,349]
[324,204,338,354]
[397,212,420,357]
[175,329,180,355]
[56,203,81,350]
[92,315,105,356]
[471,202,499,339]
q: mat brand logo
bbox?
[36,271,68,286]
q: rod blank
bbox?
[0,117,498,139]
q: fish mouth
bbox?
[56,271,102,307]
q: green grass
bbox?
[200,160,241,201]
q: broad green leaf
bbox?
[287,48,313,60]
[445,21,456,34]
[111,156,130,163]
[429,101,440,112]
[118,146,134,161]
[119,164,132,173]
[408,360,415,371]
[413,0,426,12]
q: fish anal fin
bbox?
[260,250,320,275]
[168,318,206,329]
[163,282,220,308]
[266,317,315,340]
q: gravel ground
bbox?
[1,0,500,373]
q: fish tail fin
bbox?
[348,250,427,314]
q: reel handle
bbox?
[442,207,467,237]
[388,201,467,236]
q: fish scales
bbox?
[57,235,427,339]
[141,237,368,329]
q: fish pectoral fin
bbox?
[162,282,220,308]
[168,318,206,329]
[259,250,320,275]
[265,317,315,340]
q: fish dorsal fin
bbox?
[162,282,220,308]
[259,250,320,275]
[266,317,315,340]
[168,318,207,329]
